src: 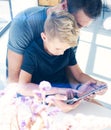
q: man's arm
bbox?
[7,49,23,83]
[66,64,107,95]
[66,64,96,87]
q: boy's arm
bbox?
[19,70,80,96]
[18,69,39,96]
[18,70,75,97]
[18,69,82,112]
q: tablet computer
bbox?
[65,84,107,104]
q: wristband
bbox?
[76,84,82,90]
[75,84,82,98]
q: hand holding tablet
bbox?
[66,83,107,104]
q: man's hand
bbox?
[95,80,108,95]
[76,80,108,100]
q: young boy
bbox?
[19,11,79,88]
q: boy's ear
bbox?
[61,0,67,11]
[41,32,47,41]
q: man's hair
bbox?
[44,11,79,47]
[62,0,102,19]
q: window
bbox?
[0,0,13,36]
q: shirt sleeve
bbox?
[8,14,33,55]
[7,7,47,55]
[21,46,36,74]
[68,48,77,66]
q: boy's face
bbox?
[41,32,71,56]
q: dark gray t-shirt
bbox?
[8,6,48,54]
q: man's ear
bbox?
[41,32,47,42]
[61,0,67,11]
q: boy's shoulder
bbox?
[25,40,43,53]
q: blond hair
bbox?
[44,11,79,47]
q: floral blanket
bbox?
[0,83,111,130]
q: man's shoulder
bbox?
[26,6,48,16]
[14,6,48,20]
[11,6,48,29]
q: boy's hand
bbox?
[52,98,81,113]
[45,94,82,112]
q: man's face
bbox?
[73,9,93,28]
